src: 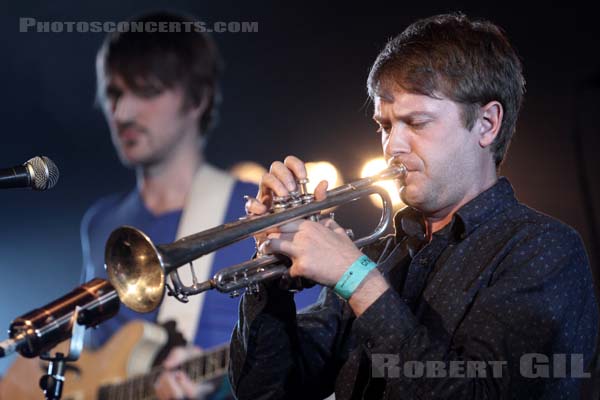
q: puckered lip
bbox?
[387,158,415,173]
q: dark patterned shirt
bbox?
[229,178,598,399]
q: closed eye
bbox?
[105,86,122,101]
[375,120,391,135]
[409,121,429,130]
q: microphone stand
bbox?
[38,306,85,400]
[0,279,119,399]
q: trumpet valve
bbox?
[297,178,309,195]
[272,195,291,212]
[247,283,261,295]
[302,193,315,204]
[288,190,303,207]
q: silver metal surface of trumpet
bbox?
[105,164,407,313]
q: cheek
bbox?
[147,94,182,117]
[421,128,457,157]
[145,104,182,132]
[146,100,172,120]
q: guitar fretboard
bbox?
[97,344,229,400]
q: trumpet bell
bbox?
[105,226,165,313]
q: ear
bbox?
[476,101,503,148]
[185,87,212,124]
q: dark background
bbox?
[0,3,598,375]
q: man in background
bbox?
[82,11,321,399]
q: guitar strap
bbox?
[156,164,235,343]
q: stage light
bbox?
[229,161,267,184]
[230,160,342,195]
[360,157,404,209]
[305,161,343,193]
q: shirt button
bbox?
[366,339,374,349]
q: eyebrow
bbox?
[373,111,436,123]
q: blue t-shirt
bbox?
[81,180,322,349]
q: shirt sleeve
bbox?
[229,281,351,400]
[228,237,395,400]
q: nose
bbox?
[383,124,411,160]
[111,93,138,123]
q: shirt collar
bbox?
[394,177,518,243]
[454,177,517,238]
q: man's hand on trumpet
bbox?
[244,155,390,316]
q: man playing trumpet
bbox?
[230,13,598,399]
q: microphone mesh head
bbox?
[26,156,60,190]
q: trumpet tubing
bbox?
[105,164,406,313]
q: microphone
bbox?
[0,156,60,190]
[0,279,119,358]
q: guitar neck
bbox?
[98,344,230,400]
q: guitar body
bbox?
[0,321,167,400]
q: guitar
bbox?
[0,320,229,400]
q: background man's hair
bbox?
[367,13,525,167]
[96,10,223,135]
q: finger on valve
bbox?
[270,160,300,192]
[260,172,293,200]
[283,155,308,181]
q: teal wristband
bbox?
[334,255,377,300]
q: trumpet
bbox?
[105,164,407,313]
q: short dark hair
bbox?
[367,13,525,167]
[96,11,223,135]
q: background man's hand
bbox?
[154,346,215,400]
